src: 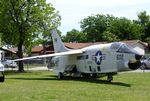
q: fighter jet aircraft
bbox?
[14,29,142,82]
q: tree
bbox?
[108,17,143,40]
[102,31,120,42]
[137,11,150,43]
[0,0,61,72]
[80,14,113,42]
[63,29,87,42]
[80,14,143,42]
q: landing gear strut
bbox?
[0,72,5,82]
[107,73,113,82]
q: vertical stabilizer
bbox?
[51,29,70,53]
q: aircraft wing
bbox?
[12,49,84,61]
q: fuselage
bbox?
[11,29,143,81]
[51,42,142,75]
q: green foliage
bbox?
[80,14,113,42]
[80,14,144,42]
[137,11,150,42]
[63,29,87,42]
[108,17,143,40]
[0,0,61,71]
[0,0,60,46]
[1,71,150,101]
[102,31,120,42]
[64,13,146,43]
[137,11,150,26]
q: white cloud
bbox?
[47,0,150,34]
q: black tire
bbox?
[0,72,5,82]
[82,73,90,78]
[107,74,113,82]
[0,77,4,82]
[91,73,97,78]
[58,72,63,79]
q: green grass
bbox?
[1,71,150,101]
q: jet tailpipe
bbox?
[128,60,141,70]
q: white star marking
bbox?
[96,52,102,63]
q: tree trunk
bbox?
[17,39,24,72]
[42,43,47,65]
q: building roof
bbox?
[122,40,148,48]
[32,46,43,53]
[0,47,16,54]
[65,40,148,49]
[32,45,54,54]
[7,40,149,54]
[64,42,106,49]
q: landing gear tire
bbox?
[91,73,97,78]
[107,74,113,82]
[58,72,63,79]
[0,72,5,82]
[82,73,91,78]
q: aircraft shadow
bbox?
[56,76,131,87]
[8,75,131,87]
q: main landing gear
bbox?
[107,73,113,82]
[0,72,5,82]
[57,71,114,82]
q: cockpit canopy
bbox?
[110,42,139,54]
[110,42,122,50]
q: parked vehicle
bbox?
[2,60,17,68]
[140,57,150,69]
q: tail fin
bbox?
[51,29,70,53]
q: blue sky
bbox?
[47,0,150,35]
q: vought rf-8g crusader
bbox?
[14,29,143,82]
